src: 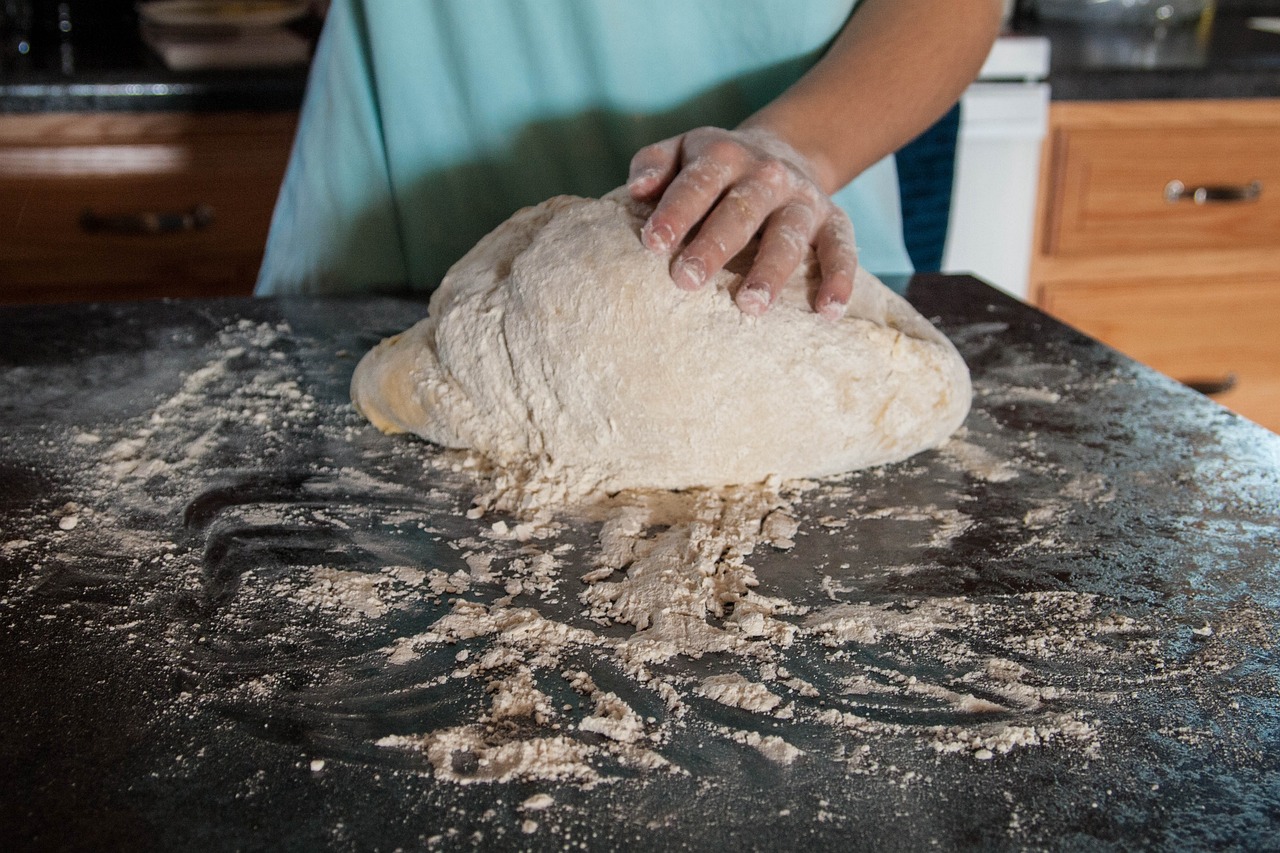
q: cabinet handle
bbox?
[1181,374,1238,396]
[80,204,215,235]
[1164,180,1262,204]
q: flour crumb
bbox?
[521,793,555,812]
[698,673,782,713]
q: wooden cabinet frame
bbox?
[0,111,298,303]
[1031,99,1280,433]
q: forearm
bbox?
[741,0,1003,194]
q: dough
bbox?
[351,189,970,496]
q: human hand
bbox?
[626,126,857,320]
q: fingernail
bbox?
[671,256,705,291]
[736,282,771,316]
[628,168,661,193]
[818,297,847,322]
[644,222,674,253]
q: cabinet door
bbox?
[1042,274,1280,432]
[1032,100,1280,434]
[0,112,297,303]
[1040,100,1280,259]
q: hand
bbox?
[627,126,857,320]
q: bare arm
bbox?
[745,0,1004,192]
[628,0,1003,317]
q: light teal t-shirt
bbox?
[256,0,913,296]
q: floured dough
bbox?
[351,188,970,496]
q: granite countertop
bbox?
[1017,7,1280,100]
[0,67,310,113]
[2,277,1278,849]
[0,10,316,113]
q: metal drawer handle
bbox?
[80,203,215,235]
[1181,373,1238,396]
[1164,180,1262,204]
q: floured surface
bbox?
[2,284,1279,851]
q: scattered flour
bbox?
[698,674,783,714]
[6,310,1224,833]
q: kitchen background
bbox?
[1,0,1279,431]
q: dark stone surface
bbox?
[0,2,314,113]
[1,277,1278,850]
[1018,9,1280,99]
[0,69,309,113]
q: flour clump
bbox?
[351,189,970,497]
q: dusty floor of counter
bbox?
[2,286,1278,851]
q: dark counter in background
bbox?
[0,0,316,112]
[1023,5,1280,100]
[4,4,1280,112]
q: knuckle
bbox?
[701,136,747,165]
[780,202,818,232]
[683,166,724,195]
[723,191,756,222]
[723,184,767,218]
[753,158,791,187]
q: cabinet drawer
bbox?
[1043,102,1280,258]
[0,112,297,302]
[1042,274,1280,433]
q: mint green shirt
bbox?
[257,0,913,295]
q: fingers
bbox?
[629,126,856,319]
[672,172,781,292]
[735,203,815,316]
[627,137,681,202]
[813,212,858,321]
[641,143,742,257]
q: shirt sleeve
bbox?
[255,0,409,296]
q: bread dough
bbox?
[351,189,970,496]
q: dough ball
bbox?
[351,189,970,494]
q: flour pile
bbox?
[351,189,971,499]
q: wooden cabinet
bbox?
[1031,99,1280,433]
[0,111,297,303]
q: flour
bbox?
[577,692,648,743]
[731,730,804,765]
[294,567,391,619]
[578,486,803,664]
[698,674,783,713]
[9,295,1267,849]
[387,728,603,786]
[939,434,1020,483]
[520,793,555,811]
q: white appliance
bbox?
[941,35,1051,300]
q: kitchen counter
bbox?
[0,67,309,113]
[2,276,1278,850]
[1018,8,1280,99]
[3,10,1280,113]
[0,11,315,113]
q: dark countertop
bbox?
[0,9,316,113]
[2,276,1278,850]
[0,67,310,113]
[1020,8,1280,100]
[3,9,1280,113]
